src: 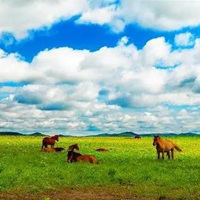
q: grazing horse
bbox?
[41,135,59,149]
[135,135,141,139]
[153,135,182,159]
[67,144,98,164]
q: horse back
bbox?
[158,139,176,151]
[77,155,98,164]
[43,137,55,145]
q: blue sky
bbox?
[0,0,200,135]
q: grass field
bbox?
[0,135,200,199]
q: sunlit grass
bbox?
[0,135,199,199]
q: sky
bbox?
[0,0,200,136]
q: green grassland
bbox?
[0,135,200,199]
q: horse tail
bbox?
[41,138,46,149]
[174,145,182,152]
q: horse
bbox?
[135,135,141,139]
[76,155,99,164]
[41,135,59,149]
[67,151,82,163]
[95,148,109,152]
[153,135,182,159]
[42,147,64,153]
[67,144,98,164]
[68,143,79,152]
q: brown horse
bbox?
[67,144,98,164]
[68,143,79,152]
[95,148,109,152]
[76,155,98,164]
[153,135,182,159]
[42,147,64,153]
[67,151,82,163]
[41,135,59,149]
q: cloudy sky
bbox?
[0,0,200,136]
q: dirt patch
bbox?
[0,187,155,200]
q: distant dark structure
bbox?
[135,135,141,139]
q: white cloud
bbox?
[2,0,200,41]
[0,0,88,39]
[0,49,29,82]
[1,34,200,134]
[175,32,195,47]
[120,0,200,31]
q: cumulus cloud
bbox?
[1,33,200,134]
[120,0,200,31]
[1,0,200,41]
[175,32,195,47]
[0,49,29,82]
[0,0,88,39]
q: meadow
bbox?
[0,135,200,199]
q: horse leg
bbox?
[167,151,170,159]
[51,143,55,148]
[171,149,174,159]
[41,142,46,149]
[161,151,164,159]
[157,151,160,159]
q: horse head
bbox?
[54,135,59,141]
[68,143,79,152]
[153,135,159,146]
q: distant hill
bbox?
[92,131,137,137]
[28,132,46,136]
[141,132,198,137]
[0,132,23,136]
[0,131,198,137]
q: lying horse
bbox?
[95,148,109,152]
[76,155,98,164]
[153,135,182,159]
[42,147,64,153]
[67,151,82,163]
[67,151,98,164]
[67,144,98,164]
[41,135,59,149]
[67,144,81,163]
[68,143,79,152]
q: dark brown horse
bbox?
[67,144,98,164]
[153,135,182,159]
[67,144,81,162]
[135,135,141,139]
[67,151,82,163]
[41,135,59,149]
[68,143,79,152]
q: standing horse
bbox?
[41,135,59,149]
[153,135,182,159]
